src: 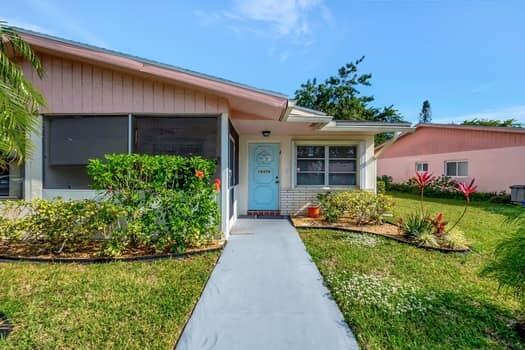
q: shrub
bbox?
[387,175,510,203]
[318,191,393,224]
[0,199,123,253]
[87,154,219,255]
[442,228,469,250]
[377,180,386,194]
[398,213,433,240]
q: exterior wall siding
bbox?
[377,145,525,193]
[280,188,342,216]
[23,53,229,115]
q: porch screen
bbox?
[44,116,128,189]
[133,116,219,160]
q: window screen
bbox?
[44,116,128,189]
[134,116,219,160]
[47,116,128,165]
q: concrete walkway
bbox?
[176,218,358,350]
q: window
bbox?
[296,145,357,186]
[416,162,428,172]
[445,160,468,177]
[0,162,24,199]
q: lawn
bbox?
[299,192,525,349]
[0,252,219,350]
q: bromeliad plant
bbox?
[398,171,474,249]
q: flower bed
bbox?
[0,154,222,259]
[0,239,225,263]
[290,217,470,252]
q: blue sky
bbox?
[3,0,525,124]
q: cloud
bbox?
[195,0,332,42]
[20,0,108,48]
[433,105,525,124]
[228,0,330,38]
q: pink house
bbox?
[376,123,525,193]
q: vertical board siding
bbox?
[23,53,228,115]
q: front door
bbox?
[248,143,279,210]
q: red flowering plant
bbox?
[214,178,221,192]
[414,171,435,213]
[195,170,205,180]
[431,213,447,237]
[446,179,477,233]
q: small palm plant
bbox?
[0,21,45,167]
[482,212,525,334]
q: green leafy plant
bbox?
[482,212,525,324]
[318,191,393,224]
[398,213,433,240]
[87,154,220,255]
[0,199,123,253]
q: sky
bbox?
[3,0,525,124]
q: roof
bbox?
[415,123,525,134]
[15,27,288,99]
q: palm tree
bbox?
[0,20,45,168]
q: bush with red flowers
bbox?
[87,154,220,255]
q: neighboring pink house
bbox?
[376,124,525,193]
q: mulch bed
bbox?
[0,240,225,263]
[291,216,470,253]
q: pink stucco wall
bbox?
[22,53,230,115]
[377,146,525,193]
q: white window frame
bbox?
[444,160,468,177]
[293,141,359,188]
[415,162,429,172]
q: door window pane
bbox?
[297,146,324,158]
[297,173,325,185]
[446,162,457,176]
[329,174,356,186]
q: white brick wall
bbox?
[280,188,347,216]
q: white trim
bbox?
[25,115,43,200]
[220,113,230,238]
[292,140,360,189]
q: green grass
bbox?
[299,192,525,349]
[0,252,219,350]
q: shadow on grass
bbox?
[0,312,13,339]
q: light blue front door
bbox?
[248,143,280,210]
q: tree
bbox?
[419,100,432,123]
[0,21,45,168]
[462,118,522,128]
[294,57,406,144]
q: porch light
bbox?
[262,130,271,137]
